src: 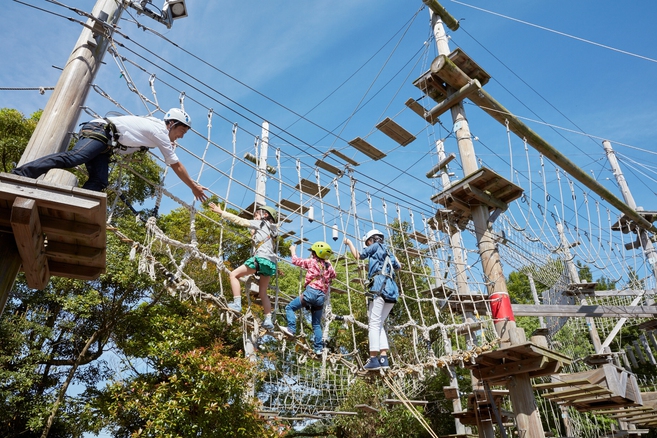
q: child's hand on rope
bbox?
[208,202,223,215]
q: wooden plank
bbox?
[355,404,379,413]
[45,241,104,265]
[376,117,416,146]
[296,179,330,198]
[384,399,429,406]
[543,388,612,402]
[534,378,591,390]
[48,261,104,280]
[11,197,49,289]
[348,137,386,160]
[1,210,102,241]
[278,199,309,215]
[512,304,657,318]
[409,231,428,244]
[317,410,358,416]
[315,159,342,175]
[474,355,550,381]
[464,183,508,211]
[0,179,101,216]
[328,148,359,166]
[405,98,427,119]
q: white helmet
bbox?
[364,229,384,243]
[164,108,191,128]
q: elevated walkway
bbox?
[0,172,106,289]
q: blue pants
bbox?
[12,134,111,192]
[286,287,325,351]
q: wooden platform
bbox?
[611,210,657,233]
[465,342,571,384]
[0,173,106,289]
[431,167,524,220]
[563,282,598,296]
[413,48,491,104]
[428,207,471,232]
[452,389,512,426]
[538,364,642,412]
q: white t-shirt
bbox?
[92,115,180,165]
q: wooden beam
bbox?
[11,197,49,289]
[512,304,657,318]
[0,208,101,240]
[45,241,104,264]
[463,183,508,211]
[424,79,480,122]
[426,152,456,178]
[48,261,104,280]
[0,179,102,216]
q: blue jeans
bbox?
[286,287,325,350]
[12,135,111,191]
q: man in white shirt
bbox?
[11,108,208,201]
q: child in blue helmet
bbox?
[280,241,336,355]
[345,230,401,371]
[209,202,278,329]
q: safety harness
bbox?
[251,219,277,275]
[78,119,148,153]
[368,247,397,303]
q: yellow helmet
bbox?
[310,241,333,260]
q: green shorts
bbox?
[245,256,277,277]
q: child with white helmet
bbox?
[345,229,401,371]
[209,202,278,330]
[11,108,207,201]
[280,241,336,355]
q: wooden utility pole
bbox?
[244,121,271,398]
[603,140,657,276]
[597,140,657,354]
[0,0,123,315]
[426,2,546,437]
[434,139,469,436]
[556,222,606,353]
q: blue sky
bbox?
[2,0,657,434]
[3,0,657,301]
[2,1,656,228]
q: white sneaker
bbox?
[227,301,241,313]
[279,326,295,337]
[262,316,274,330]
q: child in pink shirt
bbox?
[280,242,336,354]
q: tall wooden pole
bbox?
[556,222,606,353]
[0,0,123,316]
[244,121,271,398]
[597,140,657,354]
[603,140,657,276]
[428,7,545,438]
[435,139,468,435]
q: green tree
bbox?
[0,108,40,172]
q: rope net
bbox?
[31,6,657,434]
